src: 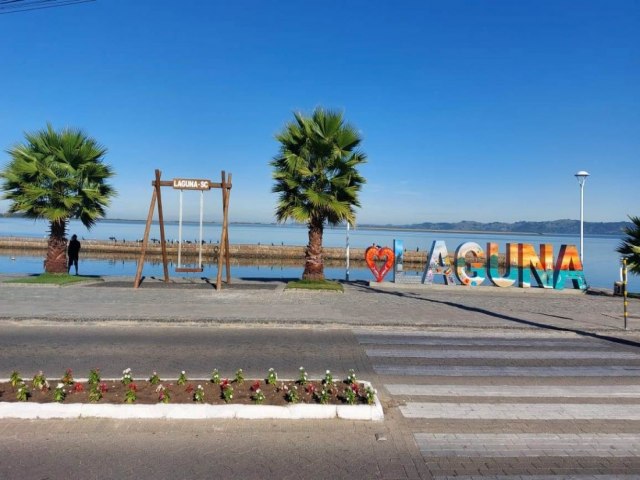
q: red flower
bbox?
[128,383,137,392]
[72,383,85,393]
[220,378,230,388]
[305,384,317,394]
[251,380,261,391]
[350,383,359,394]
[99,383,108,393]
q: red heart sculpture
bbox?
[365,246,395,282]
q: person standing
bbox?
[67,234,81,275]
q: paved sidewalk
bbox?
[1,276,638,335]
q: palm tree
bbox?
[1,124,116,273]
[617,215,640,275]
[271,108,367,281]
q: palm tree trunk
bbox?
[303,219,324,281]
[44,220,68,273]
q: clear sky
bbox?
[0,0,638,225]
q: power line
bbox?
[0,0,95,14]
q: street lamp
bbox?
[575,170,590,263]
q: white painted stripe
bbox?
[374,365,640,376]
[434,475,640,479]
[358,336,612,348]
[402,402,640,420]
[386,384,640,397]
[415,433,640,457]
[354,330,583,339]
[366,348,639,359]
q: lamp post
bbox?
[575,170,590,263]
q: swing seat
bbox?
[175,267,204,273]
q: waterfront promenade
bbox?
[1,277,640,479]
[1,275,637,332]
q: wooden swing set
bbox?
[133,169,232,290]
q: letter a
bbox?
[421,240,456,285]
[553,245,587,290]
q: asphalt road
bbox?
[3,322,640,479]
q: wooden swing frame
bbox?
[133,169,232,290]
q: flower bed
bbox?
[0,368,383,421]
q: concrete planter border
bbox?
[0,380,383,421]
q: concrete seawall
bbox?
[0,237,511,267]
[0,237,428,265]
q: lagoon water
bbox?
[0,217,637,291]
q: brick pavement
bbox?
[0,277,638,334]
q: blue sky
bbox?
[0,0,638,225]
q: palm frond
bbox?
[0,124,116,231]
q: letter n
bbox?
[519,243,554,288]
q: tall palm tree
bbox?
[1,124,116,273]
[617,215,640,275]
[271,108,366,281]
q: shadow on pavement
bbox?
[349,282,640,350]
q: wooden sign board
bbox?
[172,178,212,190]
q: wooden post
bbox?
[224,173,232,283]
[216,171,227,290]
[155,169,169,282]
[133,187,157,288]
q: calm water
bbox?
[0,217,637,291]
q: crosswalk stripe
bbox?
[366,348,640,359]
[374,365,640,376]
[433,475,640,479]
[414,433,640,457]
[402,402,640,420]
[357,336,613,348]
[385,384,640,397]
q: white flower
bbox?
[197,385,202,389]
[181,370,185,374]
[57,383,64,389]
[326,370,330,374]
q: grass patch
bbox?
[285,280,344,292]
[4,273,100,285]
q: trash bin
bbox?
[614,281,623,296]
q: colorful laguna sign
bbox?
[420,240,586,290]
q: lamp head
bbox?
[575,170,590,186]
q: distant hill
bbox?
[0,212,632,235]
[387,219,632,236]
